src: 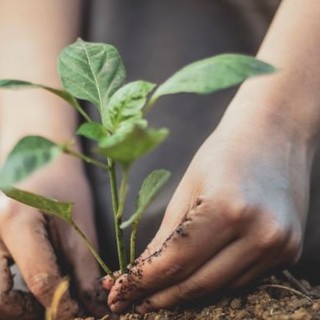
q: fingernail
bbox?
[100,275,114,290]
[109,303,116,312]
[109,300,127,313]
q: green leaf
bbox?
[3,188,73,222]
[58,38,126,111]
[121,169,171,229]
[98,123,168,167]
[77,122,108,141]
[0,79,90,121]
[151,54,276,101]
[0,136,61,190]
[102,81,156,129]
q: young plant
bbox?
[0,39,275,276]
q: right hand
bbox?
[0,154,105,319]
[105,103,311,313]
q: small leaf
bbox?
[77,122,108,141]
[0,79,90,121]
[3,188,73,222]
[0,136,61,190]
[121,169,171,229]
[102,81,156,129]
[151,54,276,101]
[98,123,168,167]
[58,38,126,111]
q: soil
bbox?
[75,272,320,320]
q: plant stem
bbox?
[72,99,92,123]
[107,160,128,273]
[130,222,138,265]
[63,147,109,170]
[117,168,129,220]
[107,159,119,212]
[114,167,130,273]
[70,220,115,279]
[142,96,157,115]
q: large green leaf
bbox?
[0,136,61,190]
[98,123,168,167]
[102,81,155,130]
[0,79,90,120]
[77,122,108,141]
[151,54,276,101]
[58,38,126,111]
[3,188,73,222]
[121,169,171,229]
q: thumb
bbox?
[139,170,201,260]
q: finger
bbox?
[134,239,259,313]
[101,275,115,291]
[55,185,99,288]
[0,249,42,320]
[108,203,236,310]
[1,207,78,319]
[227,262,275,291]
[101,270,121,291]
[54,220,108,317]
[134,230,298,313]
[228,243,299,290]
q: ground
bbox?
[75,271,320,320]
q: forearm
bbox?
[0,0,82,159]
[225,0,320,150]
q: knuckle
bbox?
[256,222,287,251]
[0,193,43,226]
[190,193,250,226]
[163,264,183,279]
[0,194,17,223]
[223,205,249,225]
[0,291,41,319]
[176,280,206,300]
[215,195,251,226]
[283,234,303,265]
[27,272,59,302]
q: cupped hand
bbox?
[0,154,105,319]
[104,111,312,313]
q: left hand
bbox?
[0,154,107,319]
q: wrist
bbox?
[223,78,320,157]
[214,91,317,174]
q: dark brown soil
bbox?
[76,273,320,320]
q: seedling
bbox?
[0,39,275,276]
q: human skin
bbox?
[104,0,320,313]
[0,1,106,319]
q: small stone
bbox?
[230,298,241,309]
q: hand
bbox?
[104,110,311,313]
[0,154,105,319]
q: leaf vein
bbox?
[80,41,104,110]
